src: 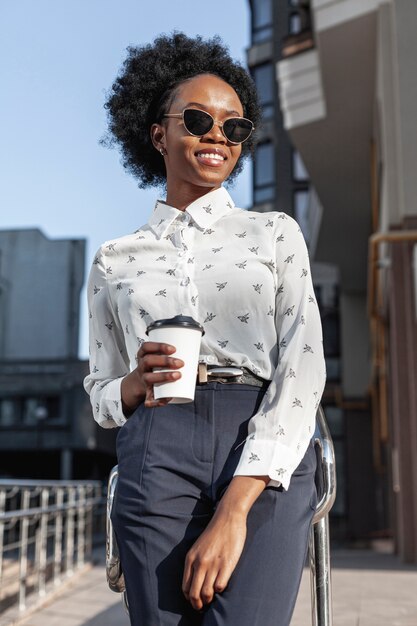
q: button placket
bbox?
[178,222,198,312]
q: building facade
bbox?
[248,0,417,562]
[0,229,116,481]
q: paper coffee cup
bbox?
[146,315,204,403]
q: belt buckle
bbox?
[197,364,244,384]
[208,367,244,379]
[198,363,208,384]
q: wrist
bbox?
[121,371,145,416]
[216,475,269,518]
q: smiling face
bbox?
[151,74,244,208]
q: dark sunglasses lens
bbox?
[223,118,253,143]
[183,109,213,135]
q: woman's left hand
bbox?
[182,508,247,611]
[182,475,269,611]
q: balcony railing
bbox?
[0,479,102,625]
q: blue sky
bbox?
[0,0,251,358]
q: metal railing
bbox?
[0,479,102,623]
[105,405,337,624]
[310,405,337,626]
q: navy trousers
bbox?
[111,382,317,626]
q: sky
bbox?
[0,0,252,358]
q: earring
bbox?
[159,147,167,156]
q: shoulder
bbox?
[227,207,302,237]
[93,224,153,262]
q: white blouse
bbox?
[84,186,326,490]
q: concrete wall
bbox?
[0,229,85,360]
[392,0,417,219]
[389,235,417,562]
[375,1,401,230]
[340,293,370,397]
[376,1,417,227]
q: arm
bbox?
[83,249,185,423]
[83,247,130,427]
[233,215,326,489]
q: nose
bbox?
[202,120,227,144]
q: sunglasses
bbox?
[163,108,255,144]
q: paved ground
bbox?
[292,549,417,626]
[12,548,417,626]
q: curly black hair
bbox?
[102,32,261,188]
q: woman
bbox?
[84,32,326,626]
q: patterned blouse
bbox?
[84,186,326,490]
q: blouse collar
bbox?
[148,186,235,239]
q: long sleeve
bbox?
[83,247,130,428]
[233,216,326,490]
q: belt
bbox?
[197,363,269,388]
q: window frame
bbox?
[253,140,275,204]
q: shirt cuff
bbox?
[94,377,127,428]
[233,438,300,491]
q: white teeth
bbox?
[197,153,224,161]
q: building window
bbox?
[292,150,309,181]
[254,142,275,204]
[0,396,62,427]
[289,11,302,34]
[288,1,313,34]
[252,0,273,43]
[0,399,15,427]
[294,189,310,241]
[254,186,275,203]
[0,286,4,358]
[252,63,275,119]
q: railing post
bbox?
[0,488,6,593]
[53,487,64,586]
[308,407,337,626]
[65,486,76,576]
[85,484,97,562]
[76,485,86,568]
[37,488,49,597]
[310,514,333,626]
[18,489,30,612]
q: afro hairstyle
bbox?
[102,32,261,188]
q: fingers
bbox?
[185,561,207,612]
[142,356,184,373]
[144,385,173,408]
[199,570,219,607]
[134,342,184,407]
[137,341,176,359]
[213,569,228,595]
[182,555,227,611]
[138,342,184,375]
[182,554,193,599]
[142,363,182,407]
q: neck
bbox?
[165,181,221,211]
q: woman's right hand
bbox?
[120,342,184,416]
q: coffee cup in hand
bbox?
[146,315,204,403]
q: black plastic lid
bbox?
[146,315,205,336]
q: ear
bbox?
[150,123,166,153]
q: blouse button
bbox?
[206,355,216,363]
[180,277,189,286]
